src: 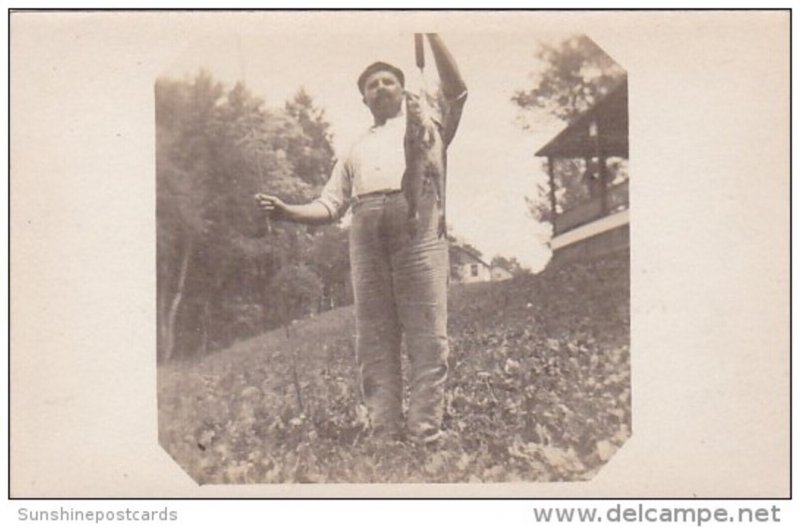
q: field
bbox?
[157,250,630,484]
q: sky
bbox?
[163,21,575,272]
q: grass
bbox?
[158,250,630,484]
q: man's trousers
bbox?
[349,189,449,440]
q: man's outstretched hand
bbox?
[254,193,287,218]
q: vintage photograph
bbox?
[155,24,630,484]
[9,9,789,499]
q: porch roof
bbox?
[535,78,628,159]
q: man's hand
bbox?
[253,193,334,225]
[254,193,287,218]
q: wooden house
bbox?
[536,78,629,263]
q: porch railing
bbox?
[554,179,629,235]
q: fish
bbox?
[402,90,446,239]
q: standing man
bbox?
[256,34,467,444]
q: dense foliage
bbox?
[156,72,349,362]
[158,250,630,484]
[512,34,626,124]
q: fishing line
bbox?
[414,33,428,98]
[236,34,273,235]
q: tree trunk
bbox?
[157,281,167,360]
[164,239,193,362]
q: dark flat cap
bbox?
[357,61,405,94]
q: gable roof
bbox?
[450,245,490,268]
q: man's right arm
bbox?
[254,195,333,225]
[254,157,351,225]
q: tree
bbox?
[524,159,590,224]
[271,264,324,327]
[156,72,337,362]
[309,224,351,310]
[512,35,625,224]
[490,255,528,276]
[512,35,625,123]
[284,88,336,187]
[156,71,225,361]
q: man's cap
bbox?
[357,61,405,94]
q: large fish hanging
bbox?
[402,33,447,239]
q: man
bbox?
[256,33,467,444]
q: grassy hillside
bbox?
[158,250,630,484]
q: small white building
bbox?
[450,245,490,283]
[450,246,514,283]
[491,266,514,282]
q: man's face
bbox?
[362,70,404,121]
